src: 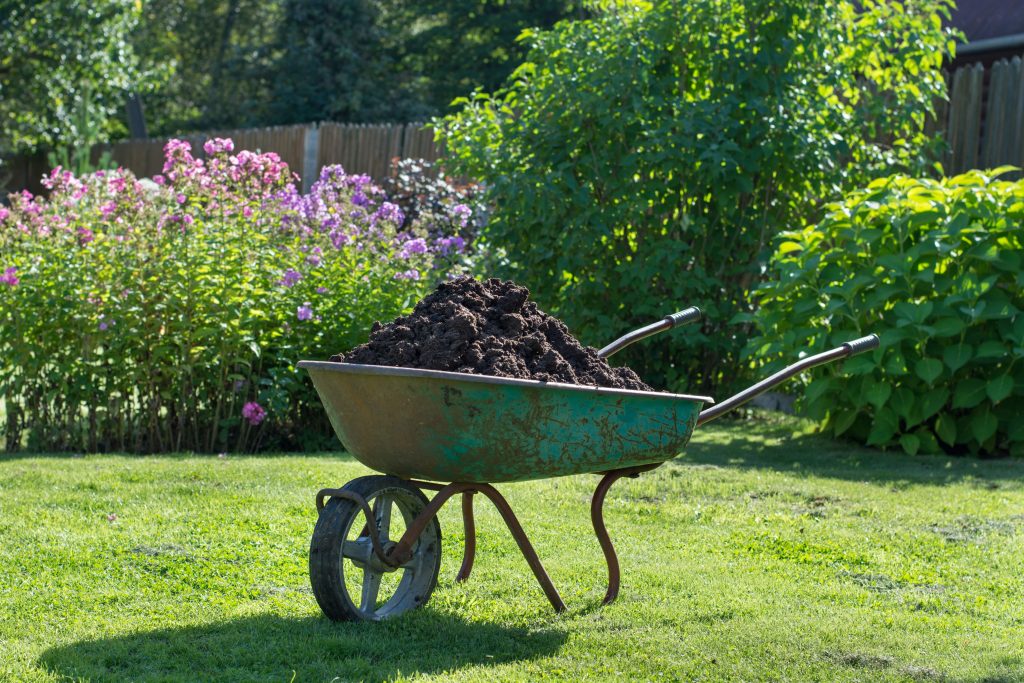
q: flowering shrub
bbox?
[0,138,476,452]
[384,158,487,241]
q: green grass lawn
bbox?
[1,414,1022,682]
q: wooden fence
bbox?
[946,57,1024,174]
[5,56,1024,195]
[1,122,440,195]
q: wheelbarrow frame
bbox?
[302,307,879,620]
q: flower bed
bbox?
[0,138,476,452]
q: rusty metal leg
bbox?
[591,464,660,605]
[456,492,476,583]
[394,479,565,613]
[390,482,469,566]
[592,471,628,605]
[473,483,566,613]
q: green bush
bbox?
[747,170,1024,456]
[0,139,476,453]
[439,0,952,393]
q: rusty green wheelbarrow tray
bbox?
[299,307,879,621]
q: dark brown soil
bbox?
[335,277,652,391]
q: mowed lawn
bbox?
[1,415,1022,682]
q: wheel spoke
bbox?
[374,494,393,540]
[342,537,372,565]
[360,568,383,612]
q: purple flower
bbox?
[242,401,266,426]
[316,286,328,294]
[452,203,472,228]
[204,138,235,155]
[375,202,404,225]
[78,227,95,245]
[435,235,467,255]
[0,267,18,287]
[279,268,302,288]
[394,269,421,281]
[398,238,428,259]
[329,229,349,250]
[297,303,313,321]
[100,201,117,217]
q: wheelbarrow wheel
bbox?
[309,475,441,621]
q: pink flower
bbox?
[242,402,266,426]
[107,513,118,523]
[297,303,313,321]
[204,137,235,155]
[0,267,18,287]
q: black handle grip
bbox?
[664,307,702,328]
[841,334,880,357]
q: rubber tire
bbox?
[309,475,442,621]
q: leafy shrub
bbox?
[439,0,951,393]
[384,157,488,242]
[747,170,1024,456]
[0,138,475,453]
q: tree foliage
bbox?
[749,170,1024,456]
[439,0,953,393]
[132,0,281,133]
[385,0,584,115]
[0,0,147,154]
[267,0,429,125]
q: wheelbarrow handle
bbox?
[597,307,702,359]
[696,334,880,427]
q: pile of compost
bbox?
[335,277,652,391]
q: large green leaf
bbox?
[914,358,943,384]
[970,407,999,444]
[899,433,920,455]
[935,413,957,445]
[942,344,973,373]
[952,379,987,409]
[804,377,835,406]
[917,388,949,423]
[893,300,934,326]
[832,409,858,437]
[914,428,941,455]
[986,375,1015,404]
[866,408,899,446]
[931,317,966,337]
[865,382,892,409]
[975,340,1006,359]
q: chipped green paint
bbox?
[299,362,712,483]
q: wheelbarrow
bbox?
[298,307,879,621]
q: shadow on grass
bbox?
[680,417,1024,487]
[38,611,567,682]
